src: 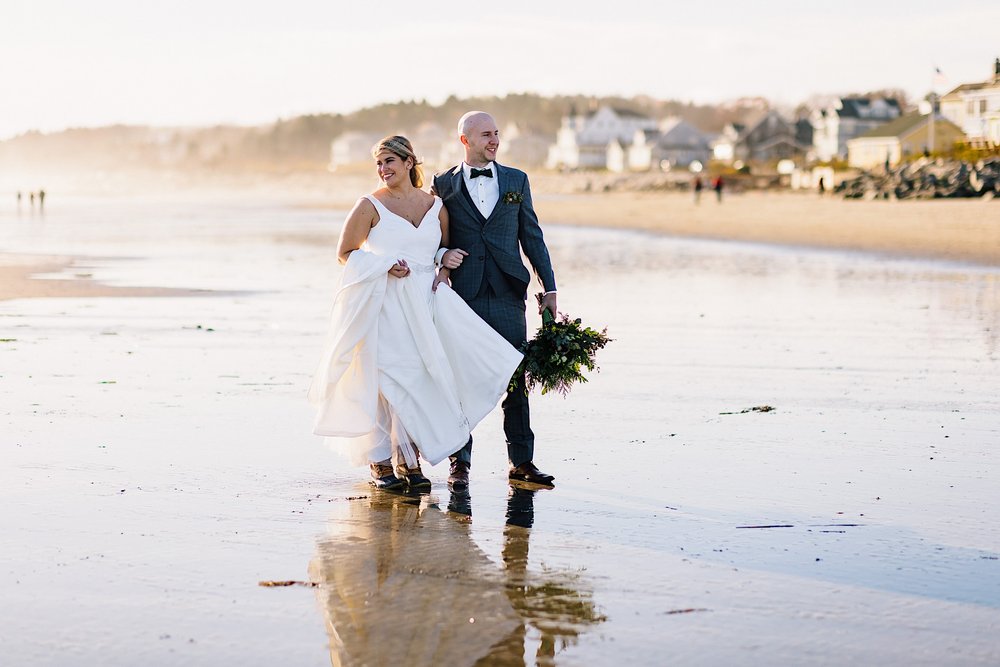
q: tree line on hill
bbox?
[1,90,912,176]
[0,94,767,175]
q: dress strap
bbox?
[362,194,384,211]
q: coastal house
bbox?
[846,113,965,169]
[733,110,809,163]
[810,97,902,161]
[547,105,657,169]
[329,131,382,171]
[626,118,712,171]
[940,59,1000,147]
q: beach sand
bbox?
[309,171,1000,266]
[1,195,998,665]
[533,191,1000,266]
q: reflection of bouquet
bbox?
[509,294,612,396]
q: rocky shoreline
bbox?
[837,157,1000,200]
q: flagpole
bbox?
[927,68,939,155]
[928,94,935,154]
[927,66,949,155]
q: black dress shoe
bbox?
[448,459,470,490]
[509,461,555,487]
[369,462,405,491]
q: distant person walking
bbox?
[38,189,46,211]
[712,175,724,203]
[29,192,35,208]
[16,191,22,211]
[693,176,703,204]
[818,177,826,196]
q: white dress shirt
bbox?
[462,161,499,219]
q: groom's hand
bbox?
[539,292,557,318]
[442,249,468,270]
[432,268,451,292]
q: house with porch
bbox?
[547,105,657,169]
[940,58,1000,147]
[810,97,902,161]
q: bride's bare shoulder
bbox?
[346,196,378,227]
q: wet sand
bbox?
[1,196,999,665]
[0,252,204,301]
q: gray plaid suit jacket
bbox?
[433,163,556,303]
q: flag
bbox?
[932,66,948,92]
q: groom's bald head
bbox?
[458,111,496,139]
[458,111,499,166]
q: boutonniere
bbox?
[502,191,524,204]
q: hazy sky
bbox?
[2,0,998,139]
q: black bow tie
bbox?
[470,167,493,178]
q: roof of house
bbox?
[740,109,792,137]
[853,113,960,140]
[655,120,709,149]
[579,105,653,123]
[838,97,901,118]
[942,80,1000,100]
[943,59,1000,99]
[610,107,651,119]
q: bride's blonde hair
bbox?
[372,135,424,188]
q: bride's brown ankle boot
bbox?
[370,461,405,491]
[396,463,432,491]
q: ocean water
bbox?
[1,195,998,666]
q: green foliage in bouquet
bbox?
[509,298,612,396]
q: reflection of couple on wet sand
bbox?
[309,489,605,666]
[309,111,559,491]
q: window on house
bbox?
[981,100,988,114]
[968,101,976,115]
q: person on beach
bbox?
[712,175,723,203]
[693,176,703,204]
[309,136,522,492]
[432,111,558,490]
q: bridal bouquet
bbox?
[509,294,612,396]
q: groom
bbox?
[433,111,558,490]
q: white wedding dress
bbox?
[309,194,523,469]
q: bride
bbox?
[308,135,523,491]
